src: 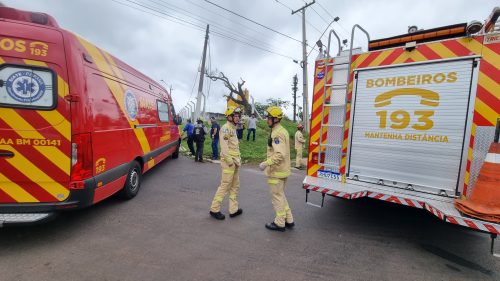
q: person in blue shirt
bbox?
[183,119,195,155]
[210,117,221,160]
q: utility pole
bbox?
[292,0,315,133]
[292,74,298,122]
[195,24,209,121]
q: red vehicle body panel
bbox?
[0,7,180,213]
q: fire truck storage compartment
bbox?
[347,58,477,196]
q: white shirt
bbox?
[247,117,257,129]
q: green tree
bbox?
[254,101,267,117]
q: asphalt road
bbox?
[1,156,499,281]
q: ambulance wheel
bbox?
[172,140,180,159]
[120,161,142,200]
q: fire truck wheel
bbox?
[172,140,180,159]
[119,161,142,200]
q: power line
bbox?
[128,0,297,57]
[306,18,337,57]
[112,0,205,31]
[113,0,298,61]
[189,55,203,101]
[210,29,297,60]
[203,0,303,45]
[302,0,329,25]
[186,0,274,39]
[147,0,282,53]
[315,0,336,20]
[275,0,322,35]
[313,0,364,47]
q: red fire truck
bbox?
[304,8,500,253]
[0,6,180,225]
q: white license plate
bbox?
[317,170,341,181]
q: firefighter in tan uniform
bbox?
[294,123,305,169]
[209,106,243,220]
[259,106,294,231]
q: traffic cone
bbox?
[455,143,500,223]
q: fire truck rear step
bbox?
[303,175,500,235]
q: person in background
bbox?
[294,123,306,169]
[236,119,245,141]
[182,118,195,156]
[210,117,221,160]
[193,118,208,162]
[246,113,257,141]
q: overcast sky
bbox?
[3,0,497,117]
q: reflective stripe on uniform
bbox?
[273,171,290,177]
[223,169,235,174]
[276,210,286,217]
[214,195,224,202]
[229,194,237,200]
[265,158,273,165]
[229,150,240,156]
[268,179,280,184]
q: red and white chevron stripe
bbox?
[303,183,500,235]
[446,216,500,234]
[425,204,445,220]
[367,192,425,209]
[351,191,368,199]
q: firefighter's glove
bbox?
[259,161,268,171]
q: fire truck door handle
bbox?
[0,150,14,158]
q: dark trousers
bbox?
[195,140,204,161]
[187,135,195,155]
[212,138,219,160]
[236,129,243,140]
[246,128,256,141]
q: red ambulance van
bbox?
[0,6,180,225]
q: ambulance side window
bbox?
[157,100,170,123]
[0,64,57,110]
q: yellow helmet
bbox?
[266,106,283,119]
[225,106,242,117]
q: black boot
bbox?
[265,222,285,232]
[285,222,295,228]
[229,208,243,218]
[209,211,225,220]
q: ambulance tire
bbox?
[172,140,180,159]
[119,161,142,200]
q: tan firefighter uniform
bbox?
[264,123,293,227]
[294,129,305,169]
[210,121,241,214]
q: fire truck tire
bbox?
[119,161,142,200]
[172,140,180,159]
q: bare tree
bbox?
[206,71,251,114]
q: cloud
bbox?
[2,0,496,118]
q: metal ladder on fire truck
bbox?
[308,26,370,208]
